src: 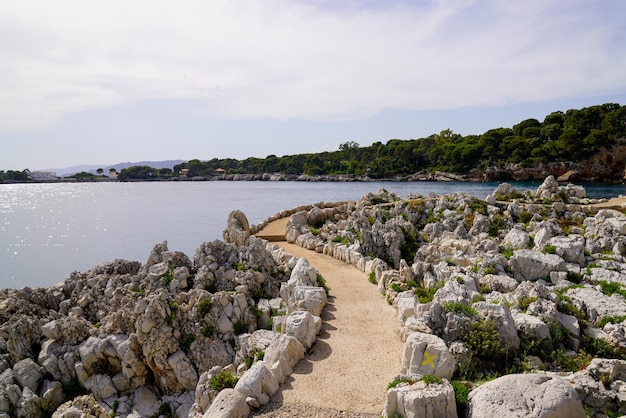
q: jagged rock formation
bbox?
[0,211,327,417]
[284,176,626,417]
[5,177,626,417]
[473,144,626,182]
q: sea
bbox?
[2,180,625,290]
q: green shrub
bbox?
[250,306,263,319]
[597,314,626,328]
[567,271,583,283]
[518,210,533,224]
[551,349,591,372]
[317,274,330,295]
[489,214,507,237]
[482,265,498,275]
[495,191,525,201]
[543,244,557,254]
[332,235,350,245]
[387,377,416,390]
[442,301,478,317]
[233,320,247,335]
[599,280,626,298]
[251,287,272,302]
[414,282,443,303]
[209,370,239,391]
[581,335,626,360]
[129,284,145,296]
[162,265,175,286]
[556,300,586,321]
[390,282,406,292]
[201,324,215,338]
[245,347,265,368]
[368,272,377,284]
[399,226,419,262]
[500,249,514,260]
[232,261,247,271]
[149,403,173,418]
[198,297,213,318]
[468,198,487,215]
[451,380,471,416]
[421,374,443,385]
[180,334,195,352]
[518,296,537,312]
[479,283,492,294]
[465,319,508,360]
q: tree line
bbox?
[3,103,625,182]
[165,103,626,179]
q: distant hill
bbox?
[46,160,186,176]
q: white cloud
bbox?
[0,0,625,133]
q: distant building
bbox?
[179,168,189,176]
[29,171,58,181]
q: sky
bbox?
[1,0,626,171]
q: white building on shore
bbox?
[28,171,58,181]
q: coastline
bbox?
[3,171,626,184]
[3,177,626,417]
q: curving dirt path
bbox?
[251,220,404,417]
[591,196,626,209]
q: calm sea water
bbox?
[1,180,625,289]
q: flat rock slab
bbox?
[467,374,585,418]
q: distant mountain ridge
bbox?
[44,160,186,176]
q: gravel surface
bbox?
[248,234,404,416]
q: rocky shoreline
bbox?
[3,176,626,417]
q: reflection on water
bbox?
[1,180,624,288]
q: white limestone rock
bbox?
[284,310,318,350]
[480,274,518,293]
[279,257,319,302]
[41,316,92,346]
[167,350,199,390]
[545,235,586,264]
[233,361,279,406]
[401,332,455,380]
[263,334,305,384]
[509,250,566,281]
[474,302,520,350]
[383,379,457,418]
[0,369,21,415]
[84,374,117,401]
[493,182,520,198]
[467,374,585,418]
[223,210,251,248]
[535,175,561,200]
[51,394,107,418]
[203,388,250,418]
[12,358,44,392]
[567,286,626,324]
[288,286,327,317]
[512,311,551,341]
[502,227,530,249]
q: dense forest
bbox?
[2,103,625,182]
[166,103,626,180]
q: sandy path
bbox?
[252,222,404,417]
[591,196,626,208]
